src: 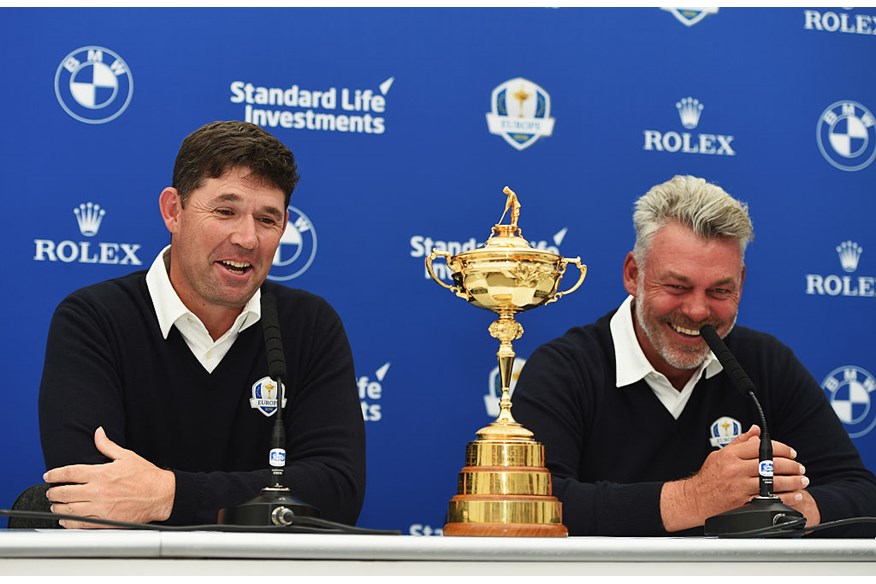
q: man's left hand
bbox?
[44,427,175,528]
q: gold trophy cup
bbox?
[426,186,587,537]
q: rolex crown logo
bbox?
[836,240,863,273]
[74,202,106,237]
[676,96,704,129]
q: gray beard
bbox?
[633,294,737,371]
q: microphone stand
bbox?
[218,293,320,527]
[700,325,805,538]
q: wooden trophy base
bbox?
[444,522,568,538]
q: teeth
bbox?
[222,260,250,269]
[671,324,701,336]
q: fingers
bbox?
[723,425,762,458]
[772,469,810,494]
[726,426,798,463]
[780,489,821,527]
[93,426,127,461]
[770,439,797,460]
[772,458,805,477]
[738,424,760,440]
[45,482,90,505]
[44,464,93,486]
[776,491,804,508]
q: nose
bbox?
[229,216,258,249]
[682,290,710,323]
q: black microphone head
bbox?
[260,291,287,381]
[699,323,756,396]
[699,323,720,347]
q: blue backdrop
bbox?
[2,7,874,535]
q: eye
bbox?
[258,216,281,227]
[215,208,234,217]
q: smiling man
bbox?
[38,121,365,528]
[512,175,876,537]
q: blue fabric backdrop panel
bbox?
[1,7,873,533]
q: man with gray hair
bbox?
[513,175,876,536]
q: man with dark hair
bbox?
[512,175,876,537]
[39,121,365,527]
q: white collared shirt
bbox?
[609,295,723,419]
[145,245,261,373]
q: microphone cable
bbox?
[0,508,400,535]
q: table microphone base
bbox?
[704,496,805,537]
[218,486,320,527]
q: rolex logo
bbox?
[643,97,735,156]
[74,202,106,237]
[34,201,142,266]
[837,240,863,273]
[805,240,873,297]
[676,97,704,129]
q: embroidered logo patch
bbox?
[250,376,287,417]
[709,416,742,448]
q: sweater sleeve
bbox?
[39,291,126,469]
[512,336,669,536]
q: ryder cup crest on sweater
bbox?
[709,416,742,448]
[250,376,287,417]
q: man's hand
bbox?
[43,427,176,528]
[660,425,816,531]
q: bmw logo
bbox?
[267,205,318,282]
[55,46,133,124]
[816,100,876,171]
[822,365,876,438]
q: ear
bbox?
[739,264,746,295]
[158,188,182,234]
[282,209,289,232]
[622,252,639,296]
[624,252,639,296]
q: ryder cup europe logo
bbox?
[661,8,718,27]
[55,46,133,124]
[709,416,742,448]
[485,78,555,151]
[816,101,876,171]
[250,376,287,417]
[267,205,317,282]
[822,366,876,438]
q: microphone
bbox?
[261,291,289,489]
[699,324,804,537]
[218,291,320,527]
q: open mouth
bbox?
[669,323,701,337]
[218,260,252,275]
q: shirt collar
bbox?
[609,295,722,388]
[145,245,261,340]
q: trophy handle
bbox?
[425,249,457,292]
[546,257,588,305]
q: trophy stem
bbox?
[478,314,533,440]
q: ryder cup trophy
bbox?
[426,186,587,537]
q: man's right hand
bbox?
[44,427,176,529]
[659,425,809,532]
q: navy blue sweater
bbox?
[512,310,876,537]
[39,272,365,526]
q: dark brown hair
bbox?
[172,121,299,207]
